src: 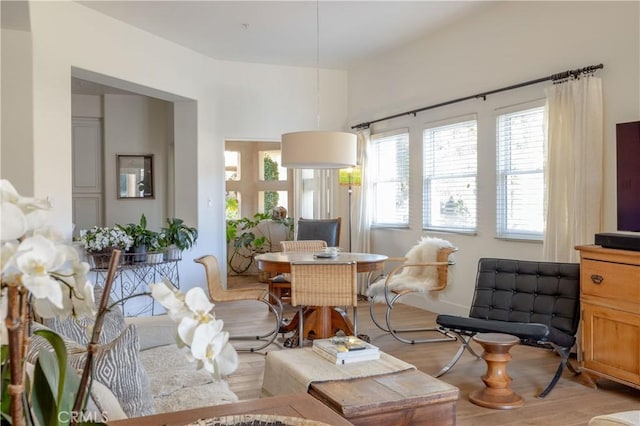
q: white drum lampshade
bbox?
[281,131,357,169]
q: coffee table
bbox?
[262,348,459,426]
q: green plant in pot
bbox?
[118,213,158,263]
[161,217,198,260]
[226,211,293,275]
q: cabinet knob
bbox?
[590,274,604,284]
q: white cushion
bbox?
[589,411,640,426]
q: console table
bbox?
[90,252,180,317]
[576,245,640,390]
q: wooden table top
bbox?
[255,252,388,274]
[108,393,353,426]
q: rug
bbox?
[139,344,239,414]
[261,348,415,396]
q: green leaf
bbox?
[32,349,59,426]
[32,330,82,425]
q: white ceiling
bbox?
[76,1,492,70]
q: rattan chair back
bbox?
[280,240,327,253]
[290,261,358,308]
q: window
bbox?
[370,130,409,226]
[224,141,292,219]
[225,151,240,181]
[496,106,545,239]
[423,118,477,232]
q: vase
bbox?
[164,246,181,261]
[146,252,164,264]
[128,244,147,264]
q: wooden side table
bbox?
[468,332,524,410]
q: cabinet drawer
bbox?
[581,259,640,303]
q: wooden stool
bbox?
[468,332,524,410]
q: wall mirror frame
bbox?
[117,154,154,199]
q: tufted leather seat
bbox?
[436,258,581,398]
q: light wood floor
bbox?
[220,275,640,426]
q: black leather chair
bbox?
[296,217,341,247]
[435,258,581,398]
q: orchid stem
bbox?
[71,249,121,424]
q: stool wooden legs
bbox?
[469,333,524,410]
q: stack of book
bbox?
[312,336,380,364]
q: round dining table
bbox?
[255,252,388,344]
[255,251,388,274]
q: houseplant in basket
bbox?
[117,213,158,263]
[160,217,198,260]
[78,225,133,269]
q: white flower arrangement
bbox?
[78,225,134,252]
[1,179,100,424]
[149,278,239,377]
[1,179,96,322]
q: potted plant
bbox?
[226,211,293,276]
[161,217,198,260]
[118,213,158,263]
[78,225,134,268]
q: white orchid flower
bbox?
[189,319,224,361]
[0,180,51,241]
[14,235,64,309]
[1,242,18,274]
[216,341,240,376]
[1,202,27,242]
[0,179,51,212]
[177,287,215,346]
[149,278,188,321]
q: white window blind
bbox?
[423,119,477,232]
[496,106,545,239]
[370,131,409,226]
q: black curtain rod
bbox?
[351,63,604,130]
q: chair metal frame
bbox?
[289,261,358,347]
[194,255,283,352]
[368,246,458,344]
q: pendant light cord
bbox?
[316,0,320,129]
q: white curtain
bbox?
[353,128,373,293]
[543,76,603,262]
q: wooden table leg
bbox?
[468,333,524,410]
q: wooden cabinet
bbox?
[576,245,640,389]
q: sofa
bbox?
[30,287,238,421]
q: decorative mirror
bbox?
[117,154,154,199]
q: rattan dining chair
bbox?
[268,240,328,305]
[289,261,358,347]
[194,255,283,352]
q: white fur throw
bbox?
[367,237,455,302]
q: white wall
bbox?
[103,94,168,230]
[1,29,34,194]
[2,1,349,291]
[348,1,640,315]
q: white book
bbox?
[312,343,381,364]
[312,337,379,362]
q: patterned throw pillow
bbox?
[66,324,155,418]
[43,286,127,345]
[28,322,155,418]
